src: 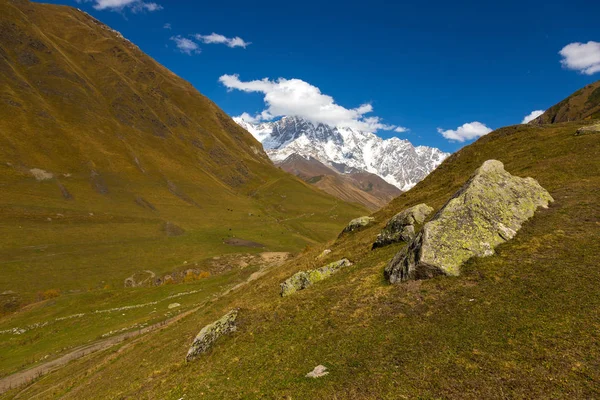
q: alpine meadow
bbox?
[0,0,599,399]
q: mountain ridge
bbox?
[236,116,449,191]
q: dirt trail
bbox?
[0,253,289,394]
[0,304,198,394]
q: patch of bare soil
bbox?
[224,238,265,248]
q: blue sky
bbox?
[41,0,600,152]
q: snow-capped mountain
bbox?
[235,116,449,191]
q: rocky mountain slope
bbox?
[276,154,401,210]
[236,116,449,191]
[8,81,599,399]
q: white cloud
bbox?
[219,74,403,133]
[77,0,162,12]
[559,41,600,75]
[437,122,492,142]
[237,112,262,124]
[394,126,409,133]
[521,110,545,124]
[194,33,251,48]
[163,23,171,29]
[170,36,200,55]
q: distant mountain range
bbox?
[235,116,449,192]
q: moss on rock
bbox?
[385,160,553,283]
[339,216,374,236]
[373,203,433,249]
[186,309,239,362]
[280,259,352,296]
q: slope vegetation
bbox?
[533,79,600,123]
[0,0,369,377]
[7,87,599,398]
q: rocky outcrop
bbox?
[372,203,433,249]
[280,259,352,296]
[186,309,239,362]
[339,216,374,236]
[385,160,553,283]
[575,124,600,136]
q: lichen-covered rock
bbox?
[372,203,433,249]
[385,160,553,283]
[317,249,332,259]
[339,216,374,236]
[280,259,352,296]
[575,124,600,136]
[186,309,238,362]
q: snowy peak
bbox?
[234,116,449,191]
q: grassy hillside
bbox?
[533,79,600,123]
[0,0,367,380]
[0,0,366,301]
[6,104,598,397]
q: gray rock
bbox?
[575,124,600,136]
[372,203,433,249]
[280,259,352,297]
[385,160,553,283]
[339,216,374,236]
[186,309,239,362]
[306,365,329,378]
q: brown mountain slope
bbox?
[532,79,600,124]
[0,0,367,301]
[276,154,401,210]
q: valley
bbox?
[0,0,599,398]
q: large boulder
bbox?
[186,309,239,362]
[385,160,553,283]
[372,203,433,249]
[575,123,600,136]
[280,259,352,296]
[339,216,374,236]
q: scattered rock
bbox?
[124,270,156,288]
[168,303,180,309]
[385,160,553,283]
[575,124,600,136]
[373,203,433,249]
[30,168,53,181]
[186,309,239,362]
[317,249,332,259]
[339,216,374,236]
[306,365,329,378]
[280,259,352,297]
[163,221,185,237]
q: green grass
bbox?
[6,121,599,399]
[0,0,367,381]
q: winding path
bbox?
[0,255,287,394]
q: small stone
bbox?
[317,249,331,259]
[168,303,180,309]
[306,365,329,378]
[280,259,352,297]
